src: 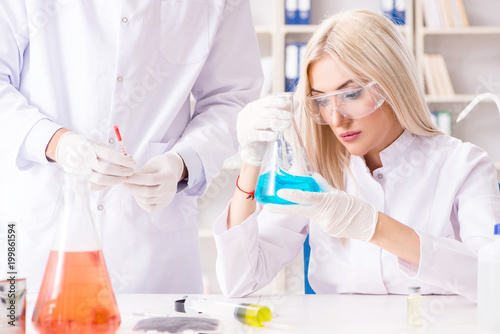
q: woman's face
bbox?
[308,57,403,160]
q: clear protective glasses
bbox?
[306,81,385,124]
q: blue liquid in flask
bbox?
[255,170,321,205]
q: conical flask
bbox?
[32,174,121,334]
[255,93,322,205]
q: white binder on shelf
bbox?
[285,0,298,25]
[285,43,299,92]
[297,0,311,25]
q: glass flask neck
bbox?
[256,93,321,205]
[52,173,101,252]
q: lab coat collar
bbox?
[350,129,416,173]
[378,129,416,168]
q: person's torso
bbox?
[6,0,229,294]
[308,132,479,295]
[22,0,225,162]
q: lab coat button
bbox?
[122,17,128,24]
[109,138,115,144]
[378,174,383,179]
[97,205,104,211]
[117,76,123,82]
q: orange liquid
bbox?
[32,251,121,334]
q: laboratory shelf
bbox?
[253,0,413,93]
[282,24,319,34]
[255,25,274,35]
[281,24,410,35]
[422,26,500,35]
[424,94,500,104]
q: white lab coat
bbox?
[214,131,500,301]
[0,0,263,293]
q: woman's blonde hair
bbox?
[295,9,441,190]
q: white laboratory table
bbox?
[24,293,490,334]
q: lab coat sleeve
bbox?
[173,144,203,193]
[214,203,309,297]
[398,146,500,302]
[173,0,264,197]
[0,3,62,169]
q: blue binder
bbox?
[286,0,311,25]
[382,0,405,25]
[285,43,308,92]
[285,0,298,24]
[297,0,311,25]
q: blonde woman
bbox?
[214,10,500,300]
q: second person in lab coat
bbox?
[214,10,500,301]
[0,0,262,294]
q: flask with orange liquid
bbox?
[32,174,121,334]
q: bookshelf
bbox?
[425,94,496,104]
[253,0,414,94]
[415,0,500,103]
[415,0,500,174]
[422,26,500,35]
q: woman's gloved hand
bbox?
[267,175,379,241]
[123,151,184,212]
[237,96,293,166]
[55,131,136,191]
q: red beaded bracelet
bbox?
[236,175,255,200]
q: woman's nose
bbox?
[329,108,350,127]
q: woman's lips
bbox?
[340,131,361,142]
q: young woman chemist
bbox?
[213,10,500,301]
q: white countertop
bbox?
[23,293,490,334]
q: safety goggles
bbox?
[306,81,385,124]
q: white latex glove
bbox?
[267,175,379,241]
[237,96,293,166]
[55,131,136,191]
[123,151,184,212]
